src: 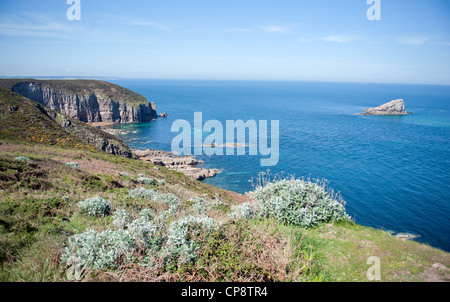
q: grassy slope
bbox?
[0,87,135,158]
[0,87,97,151]
[0,79,149,108]
[0,142,448,282]
[0,90,448,282]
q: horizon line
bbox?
[1,75,449,87]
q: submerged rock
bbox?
[362,99,412,116]
[395,232,420,240]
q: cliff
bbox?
[0,79,158,123]
[363,99,410,116]
[0,87,135,158]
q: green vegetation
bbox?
[0,88,448,282]
[0,87,96,151]
[0,79,149,108]
[0,87,134,157]
[0,143,448,282]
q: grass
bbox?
[0,142,448,282]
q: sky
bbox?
[0,0,449,85]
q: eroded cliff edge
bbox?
[0,87,135,158]
[0,79,157,123]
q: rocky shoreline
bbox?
[133,149,220,181]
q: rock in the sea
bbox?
[363,99,410,116]
[134,149,219,180]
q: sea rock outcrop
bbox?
[133,149,219,180]
[7,80,158,124]
[363,99,410,116]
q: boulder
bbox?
[363,99,411,116]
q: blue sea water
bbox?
[110,79,450,252]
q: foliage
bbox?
[65,162,80,169]
[78,197,112,218]
[15,156,31,163]
[129,187,158,200]
[137,176,155,185]
[253,178,350,228]
[113,209,131,229]
[229,202,256,220]
[165,215,217,263]
[61,229,135,271]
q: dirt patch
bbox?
[420,263,450,282]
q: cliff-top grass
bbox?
[0,141,448,282]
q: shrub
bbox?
[65,162,80,169]
[113,209,132,229]
[139,208,153,220]
[78,197,112,218]
[156,193,181,215]
[129,187,158,200]
[61,229,135,271]
[166,215,217,263]
[15,156,31,162]
[137,176,155,185]
[253,178,350,228]
[192,197,207,215]
[128,217,159,249]
[229,203,256,220]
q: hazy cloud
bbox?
[322,34,359,43]
[258,25,295,34]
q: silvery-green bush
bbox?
[78,197,112,218]
[156,193,181,215]
[15,156,31,162]
[61,229,135,271]
[137,176,155,185]
[65,162,80,169]
[129,187,158,200]
[192,197,207,215]
[128,217,159,249]
[229,202,255,220]
[166,215,217,263]
[113,209,132,229]
[254,179,350,228]
[139,208,153,220]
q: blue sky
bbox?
[0,0,449,84]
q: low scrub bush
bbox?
[253,178,350,228]
[15,156,31,163]
[165,215,217,263]
[129,187,158,200]
[78,197,112,218]
[137,176,155,185]
[61,229,135,271]
[65,162,80,169]
[229,203,256,220]
[113,209,131,229]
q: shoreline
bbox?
[133,148,220,181]
[97,123,220,181]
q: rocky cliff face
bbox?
[0,87,136,158]
[11,81,157,124]
[35,104,136,158]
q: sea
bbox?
[109,79,450,252]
